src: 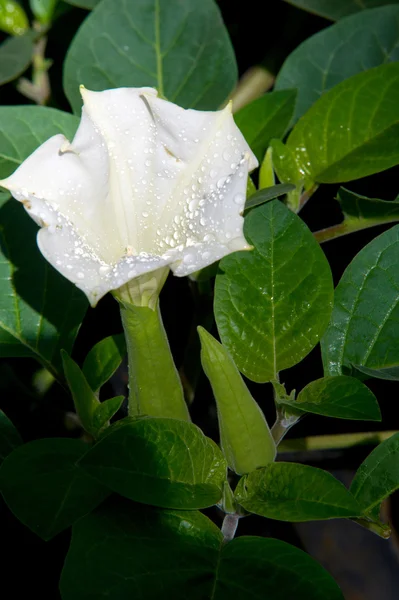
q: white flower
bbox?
[0,87,257,306]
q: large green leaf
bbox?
[80,416,227,509]
[276,6,399,122]
[63,0,237,114]
[0,32,33,86]
[0,107,87,373]
[215,200,333,382]
[234,90,296,161]
[350,433,399,516]
[60,498,344,600]
[198,327,276,475]
[235,462,361,521]
[283,0,399,21]
[0,410,22,464]
[280,376,381,421]
[0,438,109,540]
[286,63,399,184]
[321,225,399,377]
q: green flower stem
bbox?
[119,300,190,421]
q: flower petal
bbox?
[36,208,171,306]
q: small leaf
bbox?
[280,376,381,421]
[276,6,399,122]
[60,498,344,600]
[0,410,22,463]
[286,63,399,183]
[0,0,29,35]
[235,462,361,521]
[234,90,296,161]
[350,433,399,516]
[80,416,227,509]
[63,0,237,114]
[283,0,397,21]
[215,200,333,382]
[198,327,276,475]
[0,107,86,374]
[0,32,33,86]
[338,187,399,228]
[29,0,58,24]
[269,138,305,211]
[92,395,124,432]
[0,438,109,540]
[82,334,126,393]
[244,183,295,212]
[259,146,274,189]
[63,0,99,8]
[321,225,399,377]
[62,351,100,436]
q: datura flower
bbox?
[0,87,257,305]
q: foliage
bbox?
[1,0,399,598]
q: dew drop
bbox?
[234,193,245,205]
[77,272,85,280]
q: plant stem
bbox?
[221,513,240,542]
[230,66,275,112]
[119,301,190,421]
[313,217,399,244]
[278,430,398,453]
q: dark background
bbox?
[1,1,399,597]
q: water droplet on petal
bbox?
[234,193,245,205]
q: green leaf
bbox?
[338,187,399,228]
[0,106,79,180]
[215,200,333,382]
[244,183,295,212]
[0,438,109,540]
[92,395,124,431]
[63,0,237,114]
[283,0,398,21]
[0,108,87,373]
[268,138,305,211]
[198,327,276,475]
[352,363,399,381]
[234,90,296,161]
[235,462,361,521]
[63,0,99,8]
[259,146,274,189]
[286,63,399,184]
[30,0,58,23]
[62,351,119,437]
[350,432,399,515]
[0,0,29,35]
[60,498,344,600]
[0,32,33,86]
[321,225,399,377]
[82,334,126,393]
[276,5,399,122]
[282,376,381,420]
[80,416,227,509]
[0,410,22,463]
